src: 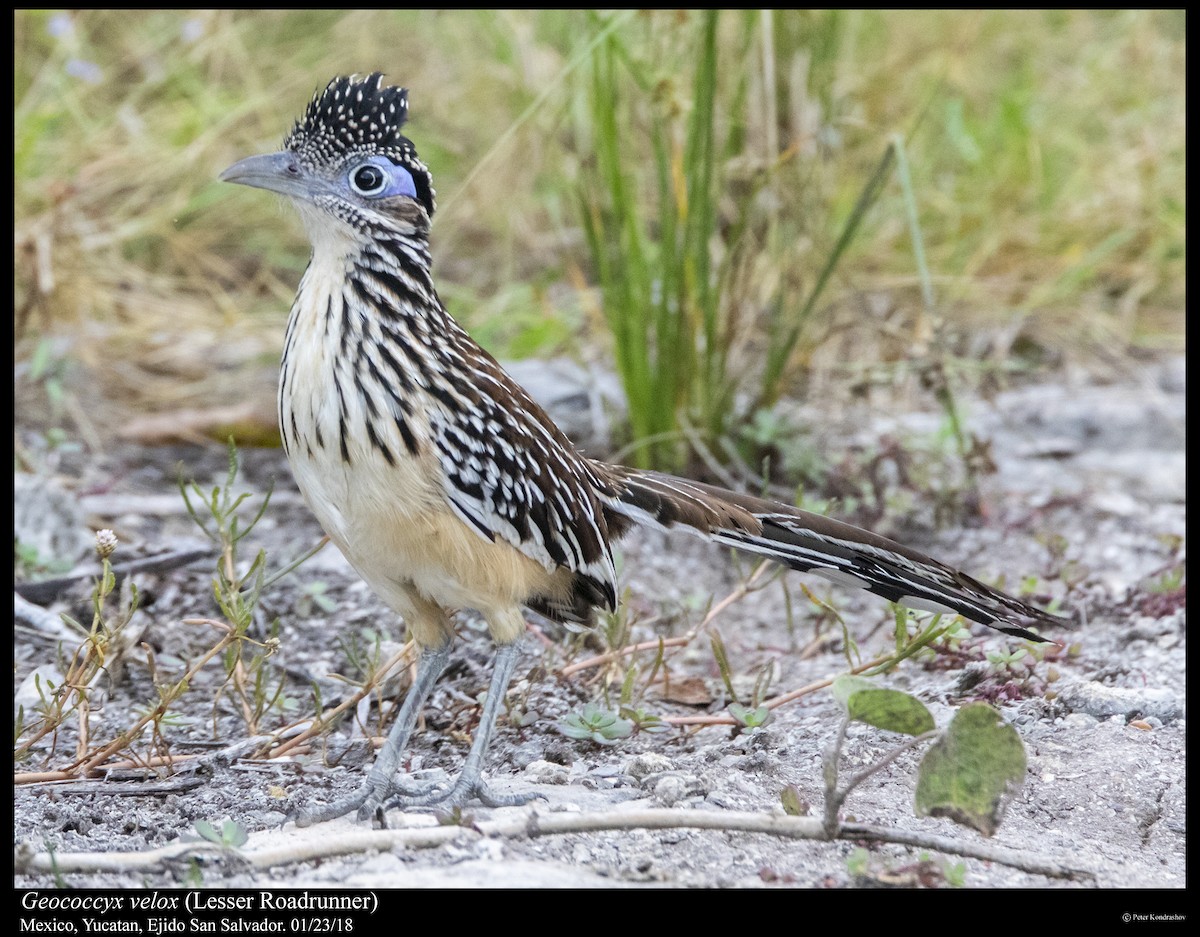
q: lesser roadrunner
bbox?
[221,74,1065,824]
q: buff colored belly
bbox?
[281,372,561,646]
[278,261,564,644]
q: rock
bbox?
[624,752,674,780]
[14,473,93,573]
[1057,682,1183,723]
[523,760,569,785]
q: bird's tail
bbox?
[607,467,1065,642]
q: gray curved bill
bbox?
[219,151,320,200]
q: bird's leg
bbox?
[295,641,452,826]
[385,641,536,811]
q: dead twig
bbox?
[14,735,276,786]
[14,547,213,605]
[34,776,208,796]
[13,807,1095,881]
[14,592,77,641]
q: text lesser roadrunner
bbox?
[221,74,1065,824]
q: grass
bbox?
[577,11,727,468]
[13,10,1185,465]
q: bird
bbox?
[220,73,1066,825]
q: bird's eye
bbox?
[350,164,388,195]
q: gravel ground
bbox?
[13,357,1185,894]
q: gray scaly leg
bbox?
[385,641,536,811]
[296,642,452,826]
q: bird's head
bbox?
[220,73,436,241]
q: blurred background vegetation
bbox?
[13,10,1185,478]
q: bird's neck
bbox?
[287,214,480,398]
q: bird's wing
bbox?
[425,347,619,613]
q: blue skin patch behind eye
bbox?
[350,158,418,200]
[387,164,418,199]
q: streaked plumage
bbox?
[221,73,1065,822]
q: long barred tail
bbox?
[607,467,1066,642]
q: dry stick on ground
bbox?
[72,619,240,777]
[16,735,280,786]
[13,547,214,604]
[14,592,78,640]
[43,776,208,796]
[15,618,240,783]
[13,808,1094,881]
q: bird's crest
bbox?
[286,73,436,216]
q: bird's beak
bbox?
[219,151,321,200]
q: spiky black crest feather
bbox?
[286,73,436,217]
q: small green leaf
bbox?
[779,785,808,817]
[849,690,935,737]
[728,702,772,729]
[195,818,247,848]
[222,820,248,848]
[831,675,875,708]
[555,703,634,745]
[619,706,671,734]
[832,676,935,736]
[194,820,220,844]
[914,703,1027,837]
[846,847,871,878]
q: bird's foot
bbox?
[294,773,444,827]
[293,784,370,827]
[384,772,539,812]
